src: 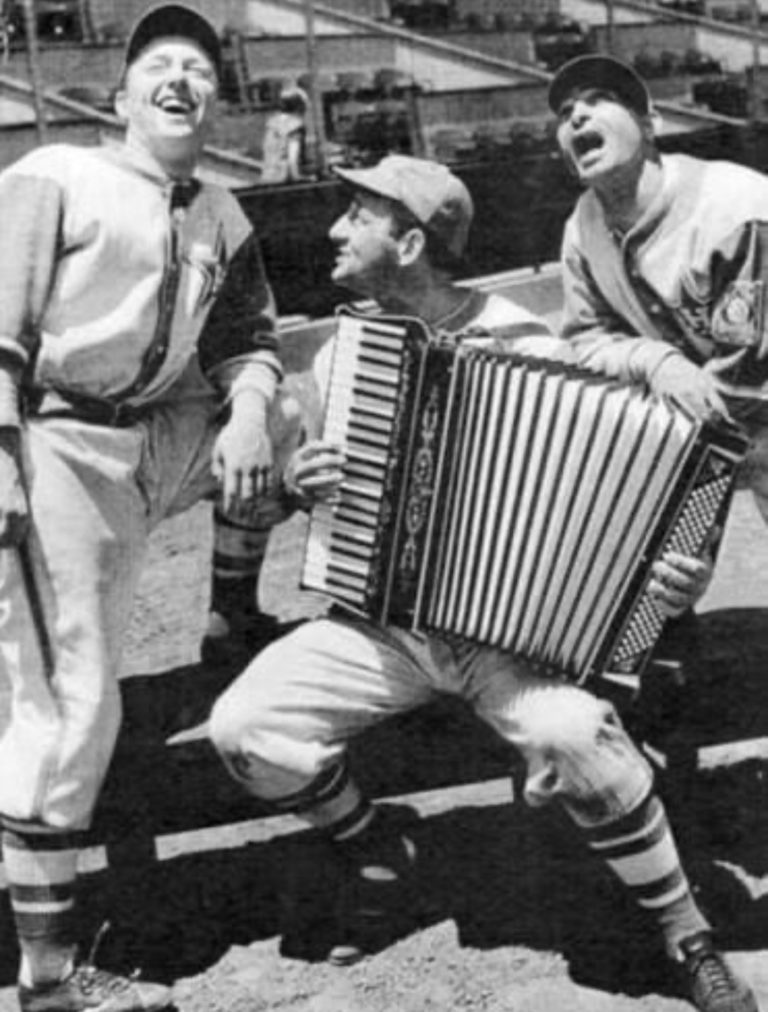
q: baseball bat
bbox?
[16,537,55,681]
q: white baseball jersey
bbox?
[0,141,281,419]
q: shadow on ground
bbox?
[1,608,767,1000]
[1,792,766,999]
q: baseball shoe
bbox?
[328,812,420,966]
[18,965,171,1012]
[678,932,758,1012]
[199,610,283,670]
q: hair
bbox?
[388,199,464,276]
[280,89,308,115]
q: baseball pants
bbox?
[210,615,654,828]
[0,373,300,831]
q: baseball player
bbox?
[551,53,768,523]
[259,85,309,185]
[0,5,296,1010]
[208,155,756,1012]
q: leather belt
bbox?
[33,389,146,427]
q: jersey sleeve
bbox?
[0,165,63,373]
[560,220,680,384]
[197,229,283,401]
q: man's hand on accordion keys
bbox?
[648,548,715,618]
[283,439,345,505]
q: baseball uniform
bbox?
[0,141,290,831]
[561,151,768,517]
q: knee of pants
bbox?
[209,688,263,765]
[515,686,651,818]
[17,681,124,832]
[209,681,325,798]
[516,685,615,756]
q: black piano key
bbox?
[339,489,382,514]
[340,481,382,501]
[349,392,398,413]
[348,409,393,433]
[348,397,397,418]
[304,548,370,580]
[344,461,386,482]
[358,330,406,352]
[325,397,396,420]
[352,374,399,395]
[316,519,376,544]
[324,557,371,581]
[333,505,379,528]
[344,428,392,449]
[335,501,380,525]
[329,533,376,559]
[307,569,367,602]
[357,348,403,368]
[346,446,388,467]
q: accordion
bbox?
[301,308,747,684]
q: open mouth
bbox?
[157,97,196,115]
[572,130,604,160]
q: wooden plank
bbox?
[0,776,513,888]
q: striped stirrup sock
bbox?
[267,763,376,841]
[581,792,709,952]
[1,829,83,945]
[210,506,272,622]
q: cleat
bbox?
[18,965,171,1012]
[328,813,420,966]
[678,932,758,1012]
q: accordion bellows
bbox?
[301,308,747,684]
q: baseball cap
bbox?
[125,3,222,78]
[334,155,474,261]
[548,54,651,116]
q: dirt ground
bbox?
[1,494,768,1012]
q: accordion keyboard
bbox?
[303,315,409,607]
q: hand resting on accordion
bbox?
[647,547,714,618]
[648,355,731,426]
[283,438,345,505]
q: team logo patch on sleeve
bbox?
[711,280,765,347]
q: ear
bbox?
[114,87,128,122]
[397,227,426,266]
[644,107,662,143]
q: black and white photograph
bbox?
[0,2,767,1010]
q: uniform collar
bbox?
[102,139,201,194]
[599,156,691,248]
